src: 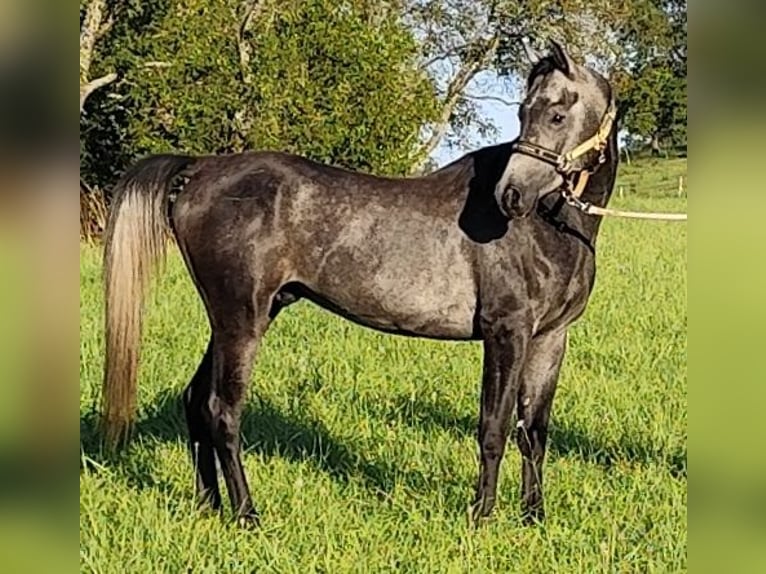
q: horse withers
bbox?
[100,39,618,527]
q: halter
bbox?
[511,100,617,203]
[512,100,616,176]
[509,100,687,221]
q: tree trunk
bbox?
[650,132,662,156]
[408,35,500,174]
[80,0,115,112]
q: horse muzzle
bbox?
[495,184,537,219]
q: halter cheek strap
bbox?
[563,102,617,172]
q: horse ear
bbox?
[521,38,541,65]
[549,39,575,79]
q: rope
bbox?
[566,171,688,222]
[581,204,688,221]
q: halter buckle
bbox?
[556,157,573,174]
[563,189,592,212]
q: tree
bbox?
[80,0,439,191]
[612,0,686,152]
[80,0,687,194]
[404,0,645,171]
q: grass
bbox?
[79,159,687,573]
[615,157,687,198]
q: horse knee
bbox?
[205,394,243,442]
[480,427,506,461]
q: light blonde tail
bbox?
[101,155,192,449]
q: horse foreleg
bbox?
[516,329,567,524]
[471,315,530,524]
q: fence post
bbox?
[677,175,684,197]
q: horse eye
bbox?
[552,113,565,125]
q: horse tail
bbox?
[101,154,194,449]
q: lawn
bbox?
[79,159,687,573]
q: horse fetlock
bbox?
[521,498,545,525]
[470,490,497,525]
[234,502,260,529]
[196,487,222,512]
[236,511,260,530]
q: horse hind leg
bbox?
[176,209,295,525]
[205,312,269,527]
[200,275,286,527]
[206,283,300,526]
[183,341,221,512]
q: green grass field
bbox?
[79,160,687,573]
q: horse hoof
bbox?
[236,512,260,530]
[521,506,545,526]
[468,495,495,527]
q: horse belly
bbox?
[331,276,478,339]
[368,270,477,338]
[309,233,478,339]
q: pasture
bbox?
[79,159,687,572]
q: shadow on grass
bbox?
[373,394,686,479]
[80,389,438,498]
[80,386,684,504]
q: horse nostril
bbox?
[503,186,522,213]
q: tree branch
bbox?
[409,34,501,173]
[419,44,469,71]
[80,73,118,111]
[80,0,115,113]
[79,0,106,82]
[237,0,265,86]
[97,15,114,40]
[232,1,266,145]
[140,61,173,69]
[464,93,521,107]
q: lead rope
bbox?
[563,172,688,222]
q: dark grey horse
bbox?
[101,39,618,527]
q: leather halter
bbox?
[510,101,687,221]
[511,100,617,180]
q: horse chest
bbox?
[531,259,594,335]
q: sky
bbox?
[430,72,521,168]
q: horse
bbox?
[100,39,619,527]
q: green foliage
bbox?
[243,1,437,174]
[79,0,687,188]
[80,0,438,189]
[613,0,687,148]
